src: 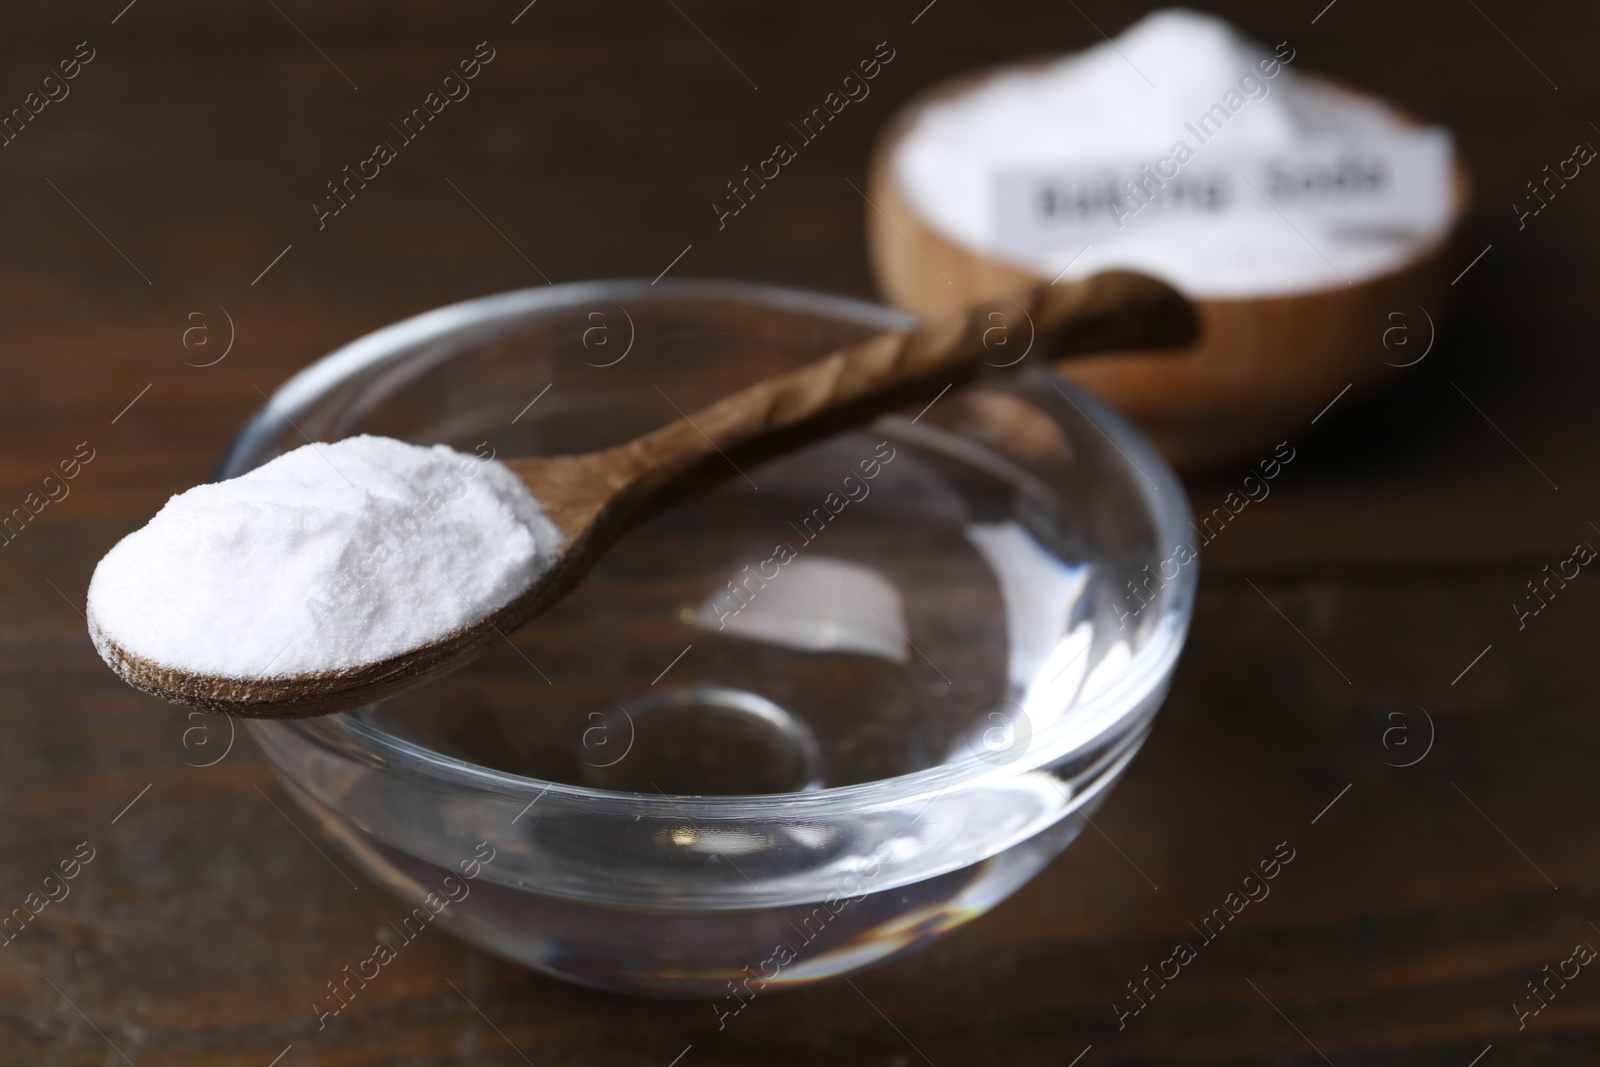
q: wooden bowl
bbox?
[865,64,1471,470]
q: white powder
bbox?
[88,435,561,679]
[893,8,1453,297]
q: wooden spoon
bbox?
[94,271,1196,718]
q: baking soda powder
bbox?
[88,435,559,679]
[894,8,1455,296]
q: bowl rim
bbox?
[232,277,1197,816]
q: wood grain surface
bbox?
[2,1,1598,1064]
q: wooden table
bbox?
[3,0,1597,1062]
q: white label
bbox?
[993,128,1454,248]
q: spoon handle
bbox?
[605,270,1195,494]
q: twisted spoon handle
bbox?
[599,270,1196,497]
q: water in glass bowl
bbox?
[261,384,1169,996]
[365,392,1148,792]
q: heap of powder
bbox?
[892,8,1453,297]
[87,435,560,679]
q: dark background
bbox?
[2,0,1598,1063]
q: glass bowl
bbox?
[224,279,1196,998]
